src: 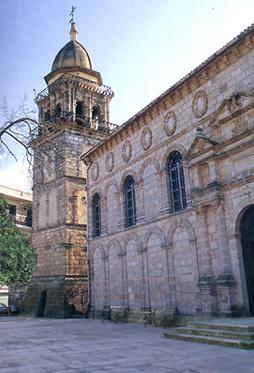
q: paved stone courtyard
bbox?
[1,317,254,373]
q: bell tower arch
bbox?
[22,20,115,317]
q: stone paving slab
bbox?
[0,317,254,372]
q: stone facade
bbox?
[21,22,114,317]
[85,25,254,321]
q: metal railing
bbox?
[11,214,32,228]
[35,112,118,136]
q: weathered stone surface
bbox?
[22,22,113,316]
[86,25,254,320]
[1,317,254,372]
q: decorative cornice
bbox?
[36,73,114,104]
[85,24,254,161]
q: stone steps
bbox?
[188,321,254,333]
[176,326,254,340]
[164,319,254,349]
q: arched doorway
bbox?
[240,205,254,316]
[36,289,47,317]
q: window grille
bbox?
[168,152,187,212]
[124,176,136,227]
[92,193,101,237]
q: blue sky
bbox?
[0,0,254,189]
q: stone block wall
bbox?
[86,27,254,320]
[22,128,99,317]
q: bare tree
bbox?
[0,97,38,168]
[0,98,62,176]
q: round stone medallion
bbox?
[122,140,132,162]
[91,162,99,181]
[141,127,152,150]
[163,111,177,137]
[105,152,114,172]
[192,90,208,118]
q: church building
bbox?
[84,24,254,321]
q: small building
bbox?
[85,24,254,320]
[0,185,32,236]
[0,185,32,304]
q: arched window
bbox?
[54,103,61,117]
[44,110,50,121]
[167,152,187,212]
[76,101,84,117]
[92,106,100,120]
[124,176,136,227]
[92,193,101,237]
[76,102,84,126]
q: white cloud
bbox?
[0,162,32,191]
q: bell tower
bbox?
[22,19,115,317]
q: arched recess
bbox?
[92,105,101,120]
[167,218,196,245]
[161,144,188,171]
[93,246,107,310]
[144,226,166,248]
[104,180,119,234]
[90,187,104,201]
[119,170,139,191]
[138,157,161,179]
[168,219,199,315]
[140,160,161,222]
[107,239,125,307]
[125,233,142,309]
[234,202,254,316]
[145,227,170,309]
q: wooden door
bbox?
[240,206,254,316]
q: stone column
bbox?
[158,170,170,215]
[182,160,191,204]
[102,251,109,307]
[138,244,150,310]
[46,193,49,228]
[161,243,177,310]
[72,195,78,224]
[119,251,128,308]
[196,205,217,315]
[101,197,108,235]
[117,192,125,230]
[208,160,217,183]
[115,190,120,230]
[88,257,95,317]
[214,199,235,315]
[136,180,145,224]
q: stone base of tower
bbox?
[20,275,88,318]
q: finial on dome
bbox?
[69,6,78,40]
[70,22,78,41]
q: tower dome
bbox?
[51,22,92,73]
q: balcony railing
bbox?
[11,214,32,228]
[35,112,118,137]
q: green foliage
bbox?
[0,196,37,287]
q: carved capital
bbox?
[118,250,126,257]
[137,243,147,254]
[101,252,108,261]
[161,242,173,250]
[195,204,209,216]
[197,275,215,288]
[216,273,235,287]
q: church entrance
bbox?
[240,205,254,316]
